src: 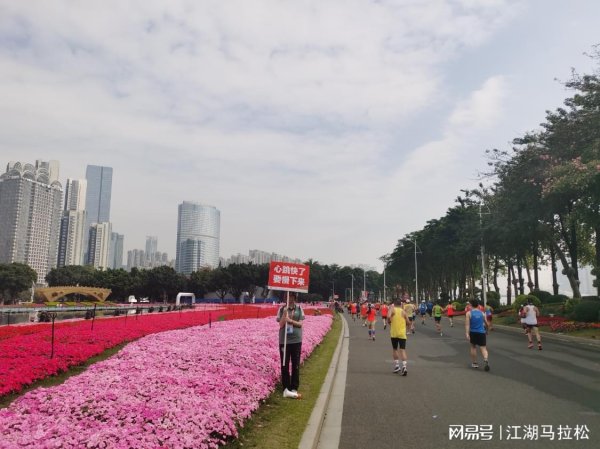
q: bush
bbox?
[513,295,541,311]
[563,298,580,315]
[582,295,600,301]
[532,290,553,303]
[572,300,600,323]
[484,295,500,309]
[550,294,569,304]
[454,302,466,312]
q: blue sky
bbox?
[0,0,599,275]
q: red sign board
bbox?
[268,262,310,293]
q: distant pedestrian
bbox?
[277,292,305,399]
[388,298,410,375]
[403,300,416,334]
[380,303,389,330]
[445,302,454,327]
[366,303,377,340]
[523,299,542,350]
[485,304,494,331]
[432,302,443,336]
[465,299,490,371]
[350,302,357,321]
[426,300,434,317]
[419,300,427,325]
[361,302,368,326]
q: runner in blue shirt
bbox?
[418,300,427,325]
[465,299,490,371]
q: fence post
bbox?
[50,313,56,359]
[6,311,9,326]
[91,303,97,331]
[209,312,212,328]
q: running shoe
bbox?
[283,388,299,399]
[484,360,490,372]
[393,365,401,373]
[538,343,543,350]
[400,366,408,376]
[528,343,534,349]
[440,332,443,336]
[471,362,479,369]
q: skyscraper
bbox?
[109,232,124,269]
[175,201,220,274]
[146,236,158,265]
[83,165,112,262]
[57,179,87,267]
[87,222,112,270]
[0,160,63,282]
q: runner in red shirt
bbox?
[366,303,377,340]
[380,303,389,330]
[445,303,454,327]
[350,302,357,321]
[360,303,368,326]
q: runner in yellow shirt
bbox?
[402,300,416,334]
[388,298,411,375]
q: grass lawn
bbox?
[222,314,343,449]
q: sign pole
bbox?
[282,291,290,367]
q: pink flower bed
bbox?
[0,305,330,398]
[0,315,332,449]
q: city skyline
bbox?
[1,2,599,270]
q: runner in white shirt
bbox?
[523,299,542,350]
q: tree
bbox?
[0,263,37,305]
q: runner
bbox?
[523,299,542,350]
[445,302,454,327]
[518,304,528,333]
[350,301,357,322]
[403,300,416,334]
[465,299,490,371]
[388,298,410,376]
[366,303,377,340]
[426,300,434,318]
[485,304,494,331]
[380,302,389,330]
[418,300,427,325]
[360,302,368,326]
[432,302,443,336]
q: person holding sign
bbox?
[277,292,305,399]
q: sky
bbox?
[1,0,599,275]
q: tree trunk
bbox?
[532,240,540,290]
[550,246,559,295]
[558,211,580,281]
[510,263,519,298]
[523,257,534,293]
[516,257,525,295]
[550,238,581,298]
[596,224,600,297]
[506,259,512,305]
[493,257,500,294]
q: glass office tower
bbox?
[175,201,220,274]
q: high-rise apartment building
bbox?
[83,165,112,262]
[175,201,220,274]
[57,179,87,267]
[145,236,158,265]
[109,232,124,269]
[87,222,112,270]
[0,160,63,282]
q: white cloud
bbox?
[0,0,540,267]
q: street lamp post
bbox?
[332,280,335,302]
[363,269,366,298]
[351,274,355,302]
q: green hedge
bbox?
[572,300,600,323]
[512,294,541,311]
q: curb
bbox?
[299,314,348,449]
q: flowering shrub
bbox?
[549,320,600,332]
[0,315,332,449]
[0,305,331,397]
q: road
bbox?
[337,314,600,449]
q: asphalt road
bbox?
[338,314,600,449]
